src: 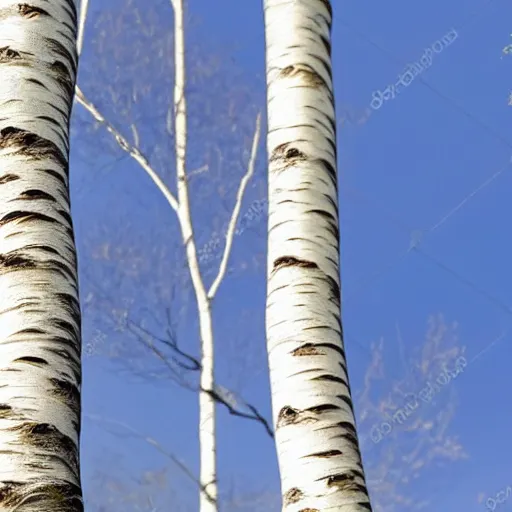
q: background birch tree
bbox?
[0,0,83,508]
[74,0,273,511]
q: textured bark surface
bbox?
[264,1,373,510]
[0,0,82,510]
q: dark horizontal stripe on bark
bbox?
[0,480,83,511]
[0,46,21,62]
[25,77,48,89]
[0,127,67,168]
[61,0,78,24]
[0,174,19,184]
[46,342,81,367]
[18,3,49,18]
[49,378,80,415]
[305,449,342,458]
[0,253,76,281]
[291,368,332,376]
[291,342,344,357]
[13,356,48,366]
[336,394,355,414]
[8,422,79,472]
[18,189,57,201]
[0,211,71,234]
[279,64,328,89]
[312,374,346,385]
[40,167,68,186]
[273,256,318,270]
[322,470,365,489]
[0,404,13,419]
[278,402,353,428]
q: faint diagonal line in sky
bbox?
[343,155,510,300]
[413,247,512,317]
[428,158,511,233]
[468,330,507,365]
[340,0,512,151]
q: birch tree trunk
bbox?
[264,1,373,510]
[0,0,82,509]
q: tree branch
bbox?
[84,273,274,437]
[85,413,215,503]
[208,113,261,300]
[75,86,180,213]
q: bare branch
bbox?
[84,273,275,437]
[77,0,89,56]
[75,85,180,213]
[85,413,214,503]
[208,113,261,300]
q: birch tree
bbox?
[75,1,262,511]
[0,0,82,509]
[263,1,373,509]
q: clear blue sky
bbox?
[71,0,512,510]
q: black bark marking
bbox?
[22,244,60,255]
[337,394,355,413]
[279,64,327,88]
[324,471,358,491]
[307,403,339,414]
[13,356,48,366]
[325,275,340,302]
[0,210,58,227]
[312,374,345,384]
[270,142,307,166]
[0,127,67,168]
[283,487,304,505]
[0,174,19,184]
[0,250,74,280]
[15,327,46,334]
[0,47,21,63]
[277,406,300,427]
[18,3,49,18]
[318,0,333,18]
[0,252,36,269]
[57,208,73,227]
[10,422,79,473]
[273,256,318,271]
[318,157,336,182]
[26,77,48,89]
[50,378,80,413]
[320,34,331,56]
[0,481,83,510]
[50,60,74,99]
[0,404,13,418]
[0,482,23,507]
[306,449,342,458]
[292,343,325,356]
[18,189,56,201]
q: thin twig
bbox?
[208,113,261,300]
[85,413,215,503]
[84,272,274,436]
[75,86,180,213]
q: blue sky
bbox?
[71,0,512,510]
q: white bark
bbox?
[264,1,372,510]
[0,0,82,510]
